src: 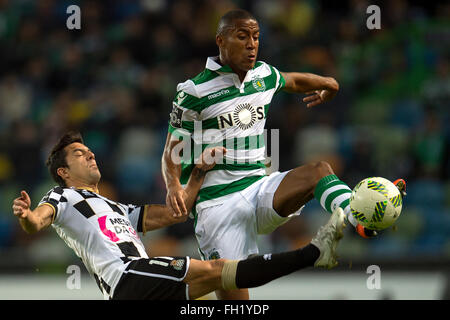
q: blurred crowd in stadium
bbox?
[0,0,448,272]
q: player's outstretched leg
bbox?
[273,161,358,225]
[185,207,346,299]
[273,161,382,238]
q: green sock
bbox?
[314,174,357,227]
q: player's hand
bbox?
[166,185,188,217]
[12,190,32,219]
[195,147,227,172]
[303,89,337,108]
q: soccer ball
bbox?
[350,177,403,231]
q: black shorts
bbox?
[112,256,190,300]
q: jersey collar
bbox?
[205,56,260,76]
[74,186,99,194]
[205,56,234,73]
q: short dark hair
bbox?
[216,9,257,36]
[46,131,84,187]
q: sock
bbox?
[234,244,320,289]
[314,174,358,227]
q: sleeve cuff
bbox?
[140,205,149,235]
[38,202,57,223]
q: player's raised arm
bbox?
[182,146,226,215]
[162,131,188,216]
[12,190,54,234]
[280,72,339,108]
[145,147,226,231]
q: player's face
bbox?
[62,142,101,186]
[218,19,260,73]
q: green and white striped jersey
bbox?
[168,56,285,211]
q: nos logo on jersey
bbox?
[218,104,265,130]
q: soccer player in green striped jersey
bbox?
[162,9,371,300]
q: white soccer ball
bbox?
[350,177,403,231]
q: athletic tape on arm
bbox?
[221,260,239,290]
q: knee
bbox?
[206,259,226,280]
[211,259,226,270]
[188,259,226,287]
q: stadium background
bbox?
[0,0,448,299]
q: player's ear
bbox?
[216,34,223,48]
[57,167,69,180]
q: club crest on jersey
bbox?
[252,76,266,92]
[208,249,221,260]
[217,103,265,130]
[170,259,185,271]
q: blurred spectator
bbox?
[412,112,447,178]
[0,74,32,128]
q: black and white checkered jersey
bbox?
[38,186,148,299]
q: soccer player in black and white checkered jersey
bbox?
[13,131,346,300]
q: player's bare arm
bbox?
[281,72,339,107]
[181,167,210,215]
[162,142,227,216]
[144,148,227,231]
[12,190,54,234]
[143,204,187,232]
[162,132,187,216]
